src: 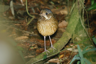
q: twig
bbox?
[26,0,35,25]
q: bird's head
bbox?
[39,9,53,20]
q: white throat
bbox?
[43,15,51,20]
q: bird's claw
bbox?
[43,50,50,55]
[50,46,56,52]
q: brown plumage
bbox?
[37,9,58,54]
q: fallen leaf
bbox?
[37,39,44,47]
[8,16,14,19]
[59,54,64,59]
[29,44,38,51]
[30,38,37,42]
[58,20,68,28]
[17,43,29,49]
[60,8,68,15]
[47,58,60,64]
[20,20,28,30]
[15,36,28,41]
[14,24,21,26]
[52,6,68,15]
[36,48,44,54]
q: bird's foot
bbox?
[50,46,56,52]
[43,50,50,55]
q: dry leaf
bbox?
[17,42,29,49]
[29,37,37,42]
[58,20,68,28]
[36,48,44,54]
[47,58,60,64]
[29,44,38,51]
[59,54,64,59]
[20,20,28,30]
[14,24,21,26]
[15,36,28,40]
[60,9,68,15]
[37,39,44,47]
[52,6,68,15]
[8,16,14,19]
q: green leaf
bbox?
[83,58,91,64]
[91,0,95,5]
[92,37,96,45]
[19,51,25,61]
[83,45,93,51]
[81,58,84,64]
[83,48,96,54]
[30,46,33,49]
[77,45,83,58]
[50,1,54,5]
[88,3,96,11]
[92,57,96,62]
[77,61,80,64]
[70,56,80,64]
[17,46,24,51]
[43,55,47,60]
[77,45,85,64]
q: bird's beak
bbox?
[40,13,50,20]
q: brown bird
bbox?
[37,9,58,54]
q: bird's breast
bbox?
[37,19,58,36]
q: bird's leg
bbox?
[44,36,49,55]
[49,36,56,52]
[44,36,47,51]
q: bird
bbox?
[37,9,58,54]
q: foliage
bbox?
[92,36,96,45]
[91,0,95,5]
[70,45,96,64]
[87,0,96,11]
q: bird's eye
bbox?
[46,13,48,15]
